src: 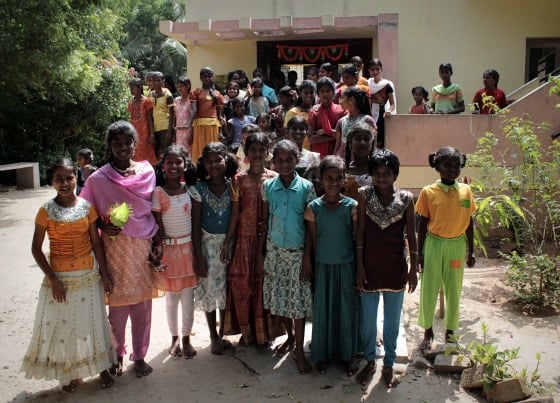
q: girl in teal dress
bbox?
[303,155,359,376]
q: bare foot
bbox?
[134,359,153,378]
[419,328,434,351]
[345,359,359,376]
[355,361,376,386]
[211,337,225,355]
[99,370,114,389]
[291,351,311,374]
[182,336,197,359]
[109,356,123,376]
[169,336,182,357]
[274,337,295,356]
[445,329,454,343]
[382,366,400,388]
[62,379,81,393]
[315,361,328,374]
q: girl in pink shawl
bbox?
[307,77,346,157]
[81,121,163,379]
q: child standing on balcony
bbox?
[409,86,433,114]
[416,147,476,351]
[431,63,465,114]
[367,59,396,149]
[472,69,508,114]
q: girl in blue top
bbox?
[303,155,359,376]
[261,139,316,374]
[189,142,238,355]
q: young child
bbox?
[269,86,295,141]
[235,123,261,172]
[431,63,465,114]
[226,98,255,150]
[256,112,277,149]
[76,148,97,195]
[152,145,198,359]
[286,116,320,176]
[22,159,115,392]
[355,149,418,388]
[319,62,336,80]
[307,77,347,157]
[190,142,238,355]
[128,78,157,166]
[472,69,507,114]
[304,155,359,376]
[334,86,376,166]
[149,71,175,159]
[334,64,369,104]
[261,139,316,374]
[409,86,433,114]
[222,132,283,347]
[187,67,225,161]
[367,59,396,149]
[247,77,270,118]
[344,123,375,201]
[223,81,241,121]
[284,80,317,150]
[307,66,319,83]
[174,76,194,156]
[416,146,476,350]
[303,161,324,197]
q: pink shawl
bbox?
[80,161,158,239]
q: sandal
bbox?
[382,366,401,388]
[134,359,153,378]
[182,336,197,359]
[355,360,377,386]
[99,370,114,389]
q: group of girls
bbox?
[22,115,476,394]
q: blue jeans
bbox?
[360,291,404,367]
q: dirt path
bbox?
[1,188,558,402]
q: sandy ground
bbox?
[1,187,559,402]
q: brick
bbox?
[485,378,531,402]
[433,354,470,374]
[460,366,485,390]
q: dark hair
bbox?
[286,115,308,131]
[295,80,316,106]
[439,62,453,74]
[104,120,138,163]
[320,62,335,75]
[155,144,196,186]
[412,86,429,102]
[278,86,292,97]
[428,146,466,168]
[347,123,375,145]
[252,68,264,78]
[244,131,269,155]
[230,97,245,108]
[316,77,336,93]
[77,148,94,164]
[177,76,191,87]
[128,78,143,89]
[368,148,400,177]
[307,66,319,76]
[256,112,271,126]
[200,67,218,104]
[341,63,358,77]
[319,155,345,178]
[197,142,238,180]
[227,81,239,91]
[163,74,177,94]
[48,159,77,183]
[367,58,383,69]
[350,55,364,66]
[483,69,500,86]
[250,77,263,88]
[151,71,164,79]
[342,86,371,116]
[272,139,300,160]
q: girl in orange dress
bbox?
[128,78,157,165]
[187,67,225,161]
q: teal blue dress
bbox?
[306,196,359,363]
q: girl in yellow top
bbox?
[415,147,476,350]
[22,160,115,392]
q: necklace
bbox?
[111,163,131,174]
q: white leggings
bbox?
[166,288,195,336]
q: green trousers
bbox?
[418,232,466,331]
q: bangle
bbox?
[356,246,364,249]
[409,251,418,255]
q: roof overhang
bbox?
[160,15,378,45]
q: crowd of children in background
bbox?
[23,57,489,393]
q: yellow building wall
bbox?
[183,0,560,109]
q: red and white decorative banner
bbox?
[276,43,349,63]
